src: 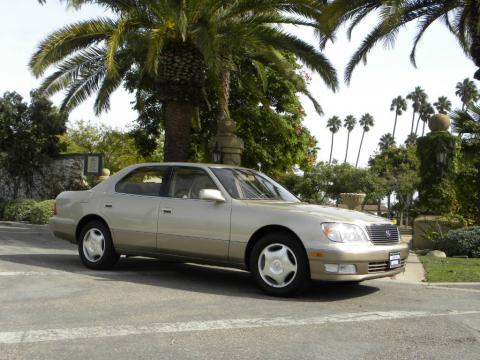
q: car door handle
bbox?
[162,208,173,214]
[105,204,113,208]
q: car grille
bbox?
[368,259,406,273]
[365,224,400,245]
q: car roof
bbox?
[130,162,247,169]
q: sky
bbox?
[0,1,477,167]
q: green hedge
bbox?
[3,199,38,221]
[29,200,55,224]
[2,198,55,224]
[433,226,480,258]
[0,199,7,219]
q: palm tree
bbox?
[356,113,374,168]
[319,1,480,82]
[407,87,427,135]
[405,133,418,146]
[378,133,395,151]
[390,96,407,140]
[419,102,435,136]
[343,115,356,163]
[434,96,452,115]
[456,78,479,110]
[327,116,342,164]
[451,104,480,136]
[33,0,338,162]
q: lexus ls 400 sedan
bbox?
[49,163,408,296]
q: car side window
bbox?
[115,167,168,196]
[169,167,218,199]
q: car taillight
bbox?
[52,203,57,216]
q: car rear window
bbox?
[115,167,168,196]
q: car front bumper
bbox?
[307,242,409,282]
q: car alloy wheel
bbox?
[82,228,105,262]
[78,220,119,270]
[257,243,298,288]
[250,232,310,297]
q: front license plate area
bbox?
[389,252,401,269]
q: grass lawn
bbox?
[419,256,480,282]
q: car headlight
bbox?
[321,223,369,244]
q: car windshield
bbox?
[211,168,299,201]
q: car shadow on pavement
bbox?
[0,253,380,302]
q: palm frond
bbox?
[30,18,115,77]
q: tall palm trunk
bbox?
[329,132,334,164]
[410,111,416,134]
[355,130,365,168]
[422,120,427,136]
[163,101,194,162]
[414,116,421,135]
[218,68,231,127]
[344,131,351,163]
[392,112,398,139]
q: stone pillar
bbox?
[214,118,244,166]
[416,114,459,215]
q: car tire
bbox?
[78,220,119,270]
[250,232,310,297]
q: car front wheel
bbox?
[78,220,119,270]
[250,232,310,297]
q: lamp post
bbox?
[435,141,448,177]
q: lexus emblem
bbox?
[385,230,391,237]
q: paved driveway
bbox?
[1,223,479,360]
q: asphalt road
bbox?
[1,223,479,360]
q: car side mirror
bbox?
[199,189,226,202]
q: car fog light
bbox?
[324,264,339,273]
[339,264,357,274]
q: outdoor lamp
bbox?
[212,142,222,163]
[436,148,447,166]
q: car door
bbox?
[156,166,231,261]
[101,166,169,253]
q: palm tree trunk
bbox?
[422,120,427,136]
[392,112,398,139]
[355,130,365,168]
[218,68,231,126]
[414,115,421,135]
[329,132,334,164]
[163,101,194,162]
[410,111,416,134]
[344,131,350,163]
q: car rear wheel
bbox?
[78,220,119,270]
[250,232,310,297]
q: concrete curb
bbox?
[424,282,480,286]
[0,221,48,229]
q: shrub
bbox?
[4,199,38,221]
[0,199,7,219]
[29,200,55,224]
[433,226,480,258]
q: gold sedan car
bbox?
[49,163,408,296]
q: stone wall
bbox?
[0,155,87,201]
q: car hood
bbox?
[242,200,390,225]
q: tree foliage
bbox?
[280,162,383,205]
[0,91,67,197]
[128,54,318,175]
[63,120,162,172]
[33,0,338,162]
[320,1,480,82]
